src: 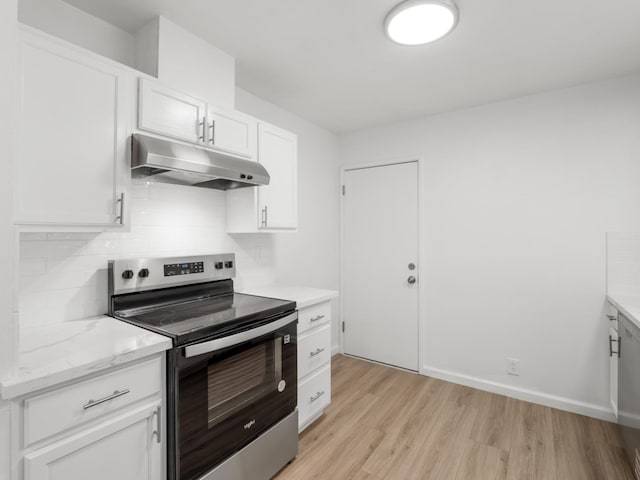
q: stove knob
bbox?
[214,262,224,270]
[122,270,134,280]
[138,268,150,278]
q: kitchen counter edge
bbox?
[607,292,640,330]
[0,315,172,400]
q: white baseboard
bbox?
[422,364,615,422]
[331,343,341,356]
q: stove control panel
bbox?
[164,261,204,276]
[109,253,236,296]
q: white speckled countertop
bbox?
[0,316,171,400]
[607,292,640,330]
[238,285,338,309]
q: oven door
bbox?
[171,312,297,480]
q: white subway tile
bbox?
[85,237,121,255]
[19,258,46,276]
[20,241,49,259]
[46,241,87,258]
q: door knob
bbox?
[407,276,416,285]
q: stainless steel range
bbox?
[107,254,298,480]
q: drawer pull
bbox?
[310,391,325,403]
[309,348,325,358]
[310,315,325,323]
[83,389,130,410]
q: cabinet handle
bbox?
[114,192,124,225]
[199,116,206,142]
[152,406,161,444]
[83,389,130,410]
[309,347,325,358]
[310,315,325,323]
[261,206,268,227]
[209,120,216,145]
[310,391,325,403]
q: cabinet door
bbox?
[16,34,129,226]
[207,106,257,159]
[139,78,207,145]
[25,402,162,480]
[257,123,297,230]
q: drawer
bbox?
[298,364,331,428]
[24,357,161,446]
[298,323,331,379]
[297,301,331,334]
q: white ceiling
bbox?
[63,0,640,133]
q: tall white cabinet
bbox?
[227,122,298,232]
[15,28,131,228]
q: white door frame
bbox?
[339,155,425,373]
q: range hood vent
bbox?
[131,134,269,190]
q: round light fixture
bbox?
[384,0,459,46]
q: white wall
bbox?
[18,0,135,68]
[236,88,341,350]
[339,73,640,418]
[157,17,235,109]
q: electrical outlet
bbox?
[507,358,520,376]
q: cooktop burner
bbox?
[114,290,294,346]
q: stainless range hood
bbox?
[131,133,269,190]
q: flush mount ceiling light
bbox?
[384,0,459,46]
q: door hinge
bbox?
[342,185,345,196]
[342,321,345,333]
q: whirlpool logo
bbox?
[244,419,256,430]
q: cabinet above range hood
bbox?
[131,134,269,190]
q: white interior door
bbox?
[343,161,419,371]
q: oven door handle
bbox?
[183,312,298,358]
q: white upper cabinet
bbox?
[207,106,257,158]
[227,122,297,233]
[16,29,131,228]
[257,123,297,229]
[139,78,207,145]
[138,78,257,159]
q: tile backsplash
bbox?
[606,232,640,295]
[18,181,276,328]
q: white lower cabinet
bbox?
[25,401,161,480]
[297,300,332,431]
[14,355,165,480]
[298,365,331,430]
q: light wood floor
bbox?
[275,355,633,480]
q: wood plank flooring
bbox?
[275,355,633,480]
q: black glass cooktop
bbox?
[111,280,296,346]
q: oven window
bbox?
[206,338,282,427]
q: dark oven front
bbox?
[167,312,298,480]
